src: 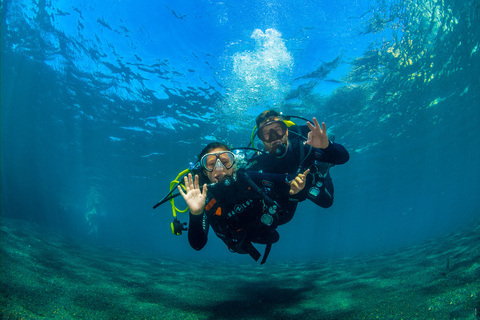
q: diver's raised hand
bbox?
[178,173,208,215]
[289,169,310,195]
[306,117,329,149]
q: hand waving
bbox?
[306,117,329,149]
[178,173,208,215]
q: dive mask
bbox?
[200,151,236,172]
[257,120,287,143]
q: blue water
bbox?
[1,0,479,263]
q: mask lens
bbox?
[258,121,287,142]
[218,152,234,168]
[201,151,235,172]
[204,154,219,171]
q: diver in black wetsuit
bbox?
[246,110,350,225]
[177,142,309,264]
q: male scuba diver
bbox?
[246,110,350,225]
[177,142,309,264]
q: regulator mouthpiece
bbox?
[273,143,287,158]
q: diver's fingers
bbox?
[290,184,300,194]
[194,174,200,190]
[306,120,315,131]
[177,185,185,197]
[295,176,304,185]
[188,173,194,188]
[321,122,327,134]
[289,186,296,195]
[202,184,208,197]
[291,171,308,195]
[289,180,299,194]
[312,117,321,130]
[186,173,195,192]
[184,175,190,192]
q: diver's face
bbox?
[259,119,289,153]
[202,147,235,183]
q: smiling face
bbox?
[202,147,236,183]
[258,117,289,154]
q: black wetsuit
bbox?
[188,170,298,263]
[246,125,350,224]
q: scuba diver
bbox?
[176,142,309,264]
[246,110,350,225]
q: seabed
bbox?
[1,218,479,320]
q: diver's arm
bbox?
[306,172,334,208]
[245,170,308,193]
[288,172,334,208]
[316,141,350,165]
[305,118,349,165]
[245,171,296,193]
[178,173,209,250]
[188,211,208,250]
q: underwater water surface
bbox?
[1,0,480,318]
